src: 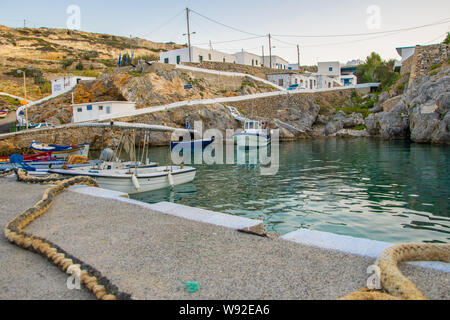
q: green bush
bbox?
[353,124,367,131]
[75,61,84,70]
[61,58,74,69]
[356,52,399,91]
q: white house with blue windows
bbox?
[72,101,136,123]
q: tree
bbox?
[445,33,450,45]
[356,52,399,91]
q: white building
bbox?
[267,72,318,89]
[72,101,136,123]
[262,55,289,69]
[317,61,341,77]
[394,46,416,72]
[160,46,236,64]
[339,74,358,86]
[233,50,262,67]
[51,76,96,95]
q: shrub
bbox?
[75,61,84,70]
[353,124,367,131]
[61,58,74,69]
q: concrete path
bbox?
[0,178,448,300]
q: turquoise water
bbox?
[131,139,450,244]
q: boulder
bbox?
[366,102,409,139]
[381,95,403,112]
[324,112,365,136]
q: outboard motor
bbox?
[99,148,115,162]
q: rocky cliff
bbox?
[366,67,449,144]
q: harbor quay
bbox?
[0,176,448,300]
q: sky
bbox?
[0,0,449,65]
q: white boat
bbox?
[233,120,271,149]
[47,121,197,195]
[49,165,196,195]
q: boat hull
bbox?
[234,133,271,149]
[49,166,197,195]
[170,138,215,151]
[30,143,90,159]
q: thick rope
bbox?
[3,169,132,300]
[340,243,450,300]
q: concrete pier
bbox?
[0,177,448,300]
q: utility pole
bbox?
[186,7,192,62]
[23,19,26,28]
[268,34,272,69]
[209,40,213,51]
[297,44,300,70]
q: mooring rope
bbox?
[339,242,450,300]
[2,169,449,300]
[3,169,132,300]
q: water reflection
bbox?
[131,139,450,244]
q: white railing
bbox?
[98,85,357,121]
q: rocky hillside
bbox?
[365,42,450,144]
[0,25,184,102]
[26,62,278,125]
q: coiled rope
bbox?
[3,169,132,300]
[340,243,450,300]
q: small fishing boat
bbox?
[0,151,55,164]
[170,121,215,151]
[170,136,215,151]
[30,142,90,159]
[49,165,196,195]
[233,120,271,149]
[47,121,197,194]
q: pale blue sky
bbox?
[1,0,449,65]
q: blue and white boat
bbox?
[170,121,215,151]
[170,136,215,151]
[30,142,90,159]
[233,120,271,149]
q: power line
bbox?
[272,18,450,38]
[193,35,265,46]
[189,8,262,37]
[141,9,185,38]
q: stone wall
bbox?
[182,62,317,80]
[408,43,450,85]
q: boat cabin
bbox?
[244,120,269,132]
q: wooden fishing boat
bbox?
[0,152,55,164]
[30,142,90,158]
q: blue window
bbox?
[86,105,93,111]
[329,67,333,72]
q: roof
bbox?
[74,101,136,106]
